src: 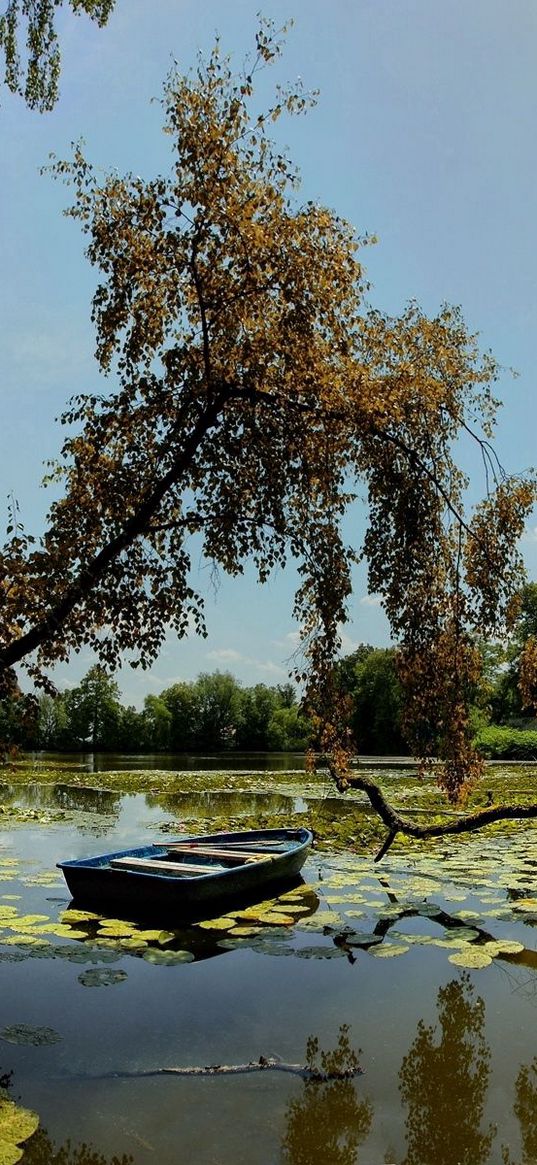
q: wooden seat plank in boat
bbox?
[158,844,271,863]
[109,856,219,877]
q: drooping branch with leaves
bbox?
[0,0,115,111]
[1,19,536,849]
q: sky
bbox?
[1,0,537,707]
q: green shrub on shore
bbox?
[475,726,537,760]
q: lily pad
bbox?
[216,936,257,950]
[255,912,295,926]
[323,895,363,905]
[344,932,383,948]
[297,911,343,930]
[46,925,88,940]
[196,918,234,931]
[294,945,346,959]
[96,924,135,938]
[270,904,307,915]
[59,910,102,924]
[278,888,316,901]
[2,936,46,947]
[443,928,480,942]
[0,1024,61,1046]
[370,943,410,957]
[12,915,50,927]
[142,949,194,964]
[482,939,525,956]
[78,968,128,987]
[133,928,173,942]
[448,948,493,969]
[0,1096,39,1165]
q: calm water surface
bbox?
[1,769,537,1164]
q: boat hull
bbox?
[57,828,313,922]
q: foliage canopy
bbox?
[0,19,535,806]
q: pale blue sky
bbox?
[1,0,537,706]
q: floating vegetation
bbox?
[343,932,384,948]
[2,763,537,980]
[0,1089,39,1165]
[448,949,494,969]
[20,873,63,888]
[0,1024,61,1046]
[142,949,194,965]
[231,926,263,937]
[297,911,343,931]
[370,943,410,958]
[59,909,103,924]
[294,946,346,959]
[481,939,524,956]
[197,918,233,931]
[78,969,128,988]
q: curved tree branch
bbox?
[344,769,537,861]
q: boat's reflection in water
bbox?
[61,876,320,965]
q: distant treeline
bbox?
[2,594,537,756]
[0,647,406,755]
[0,667,310,753]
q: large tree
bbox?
[0,0,116,111]
[62,664,121,748]
[1,20,536,848]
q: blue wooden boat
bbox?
[57,827,313,920]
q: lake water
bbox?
[1,763,537,1164]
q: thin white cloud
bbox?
[206,648,245,663]
[255,660,287,677]
[522,526,537,543]
[271,630,302,651]
[205,648,286,678]
[359,594,382,607]
[339,630,360,654]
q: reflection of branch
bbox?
[332,882,537,976]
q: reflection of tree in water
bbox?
[146,788,292,818]
[52,784,121,817]
[22,1127,133,1165]
[281,1025,373,1165]
[398,973,495,1165]
[502,1057,537,1165]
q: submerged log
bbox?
[87,1056,364,1082]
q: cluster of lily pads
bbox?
[1,814,537,976]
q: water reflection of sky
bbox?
[1,784,537,1162]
